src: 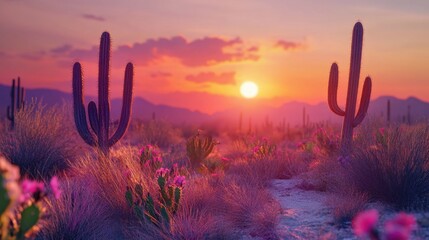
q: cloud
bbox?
[0,51,11,58]
[275,40,305,51]
[19,51,46,61]
[82,14,105,22]
[50,44,73,55]
[150,71,172,79]
[54,36,259,67]
[185,72,236,85]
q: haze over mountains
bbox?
[1,84,428,126]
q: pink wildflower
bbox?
[50,176,62,199]
[221,157,230,163]
[352,209,379,237]
[173,175,186,188]
[155,168,170,178]
[20,179,45,202]
[384,213,416,240]
[253,146,260,154]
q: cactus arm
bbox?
[98,32,111,153]
[10,79,15,117]
[328,63,345,116]
[88,101,99,135]
[353,76,372,127]
[8,79,16,129]
[109,63,133,147]
[72,62,96,146]
[17,77,21,109]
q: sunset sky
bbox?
[1,0,428,114]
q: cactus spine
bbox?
[328,22,372,155]
[7,77,25,130]
[73,32,133,155]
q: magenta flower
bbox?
[139,144,163,168]
[155,168,170,178]
[352,209,379,237]
[173,175,186,188]
[384,213,416,240]
[50,176,62,199]
[20,179,45,202]
[221,157,230,163]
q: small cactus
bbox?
[328,22,372,155]
[0,158,58,240]
[16,204,40,239]
[72,32,133,155]
[125,170,184,230]
[7,77,25,130]
[186,131,217,168]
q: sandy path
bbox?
[270,178,355,240]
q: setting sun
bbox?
[240,81,259,99]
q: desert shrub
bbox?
[227,138,305,187]
[219,180,280,239]
[0,102,79,180]
[36,176,121,240]
[327,190,369,225]
[71,145,157,218]
[130,119,183,149]
[313,128,340,157]
[347,125,429,210]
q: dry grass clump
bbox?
[0,102,80,180]
[36,176,121,240]
[347,125,429,210]
[327,189,369,225]
[219,179,281,239]
[129,119,183,148]
[71,145,158,219]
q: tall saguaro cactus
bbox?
[328,22,372,155]
[73,32,133,155]
[7,77,25,130]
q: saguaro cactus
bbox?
[73,32,133,155]
[328,22,372,155]
[7,77,25,130]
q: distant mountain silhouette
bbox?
[1,84,428,125]
[0,84,210,124]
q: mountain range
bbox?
[1,84,428,126]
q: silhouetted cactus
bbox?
[7,77,25,130]
[328,22,372,155]
[73,32,133,155]
[387,100,391,124]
